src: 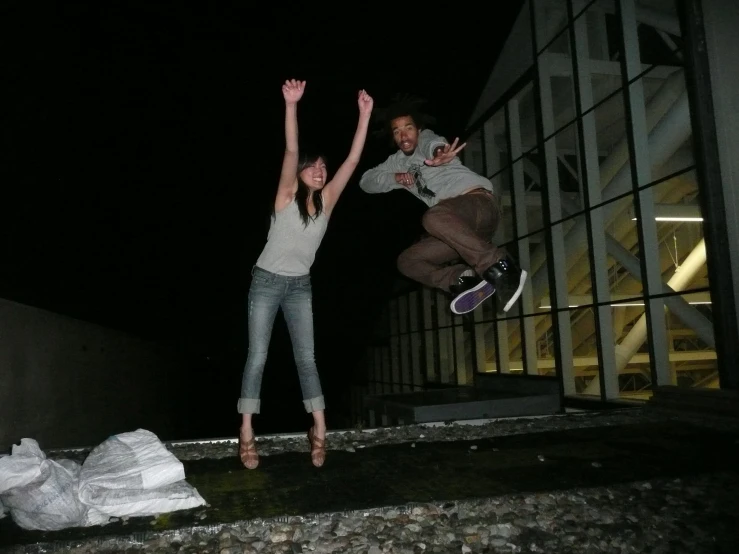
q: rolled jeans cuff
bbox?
[303,395,325,413]
[237,398,260,414]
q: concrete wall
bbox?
[0,298,187,452]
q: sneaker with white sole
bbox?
[483,256,528,313]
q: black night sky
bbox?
[2,2,522,436]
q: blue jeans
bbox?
[238,266,325,414]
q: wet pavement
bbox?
[2,409,739,553]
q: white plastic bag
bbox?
[0,430,205,530]
[78,429,205,519]
[0,439,87,531]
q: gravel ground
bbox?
[3,408,738,553]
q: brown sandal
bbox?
[307,427,326,467]
[239,430,259,469]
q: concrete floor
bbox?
[2,409,739,552]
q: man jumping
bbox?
[359,98,527,314]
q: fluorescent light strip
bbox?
[632,217,704,222]
[539,301,711,309]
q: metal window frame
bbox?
[568,0,620,399]
[529,0,572,398]
[616,0,672,387]
[677,0,739,390]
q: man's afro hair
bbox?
[371,93,437,143]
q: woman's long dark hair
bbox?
[293,153,326,227]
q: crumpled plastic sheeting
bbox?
[0,439,86,531]
[79,429,205,525]
[0,430,206,531]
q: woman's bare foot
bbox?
[239,427,259,469]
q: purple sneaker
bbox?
[450,279,496,315]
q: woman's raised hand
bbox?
[358,89,373,116]
[282,79,305,104]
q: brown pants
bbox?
[397,189,504,292]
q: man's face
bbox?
[391,116,419,155]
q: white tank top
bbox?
[255,197,329,276]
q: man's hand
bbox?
[424,137,466,166]
[394,172,415,188]
[282,79,305,104]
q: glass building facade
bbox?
[350,0,739,427]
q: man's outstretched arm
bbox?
[359,156,407,194]
[419,129,466,167]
